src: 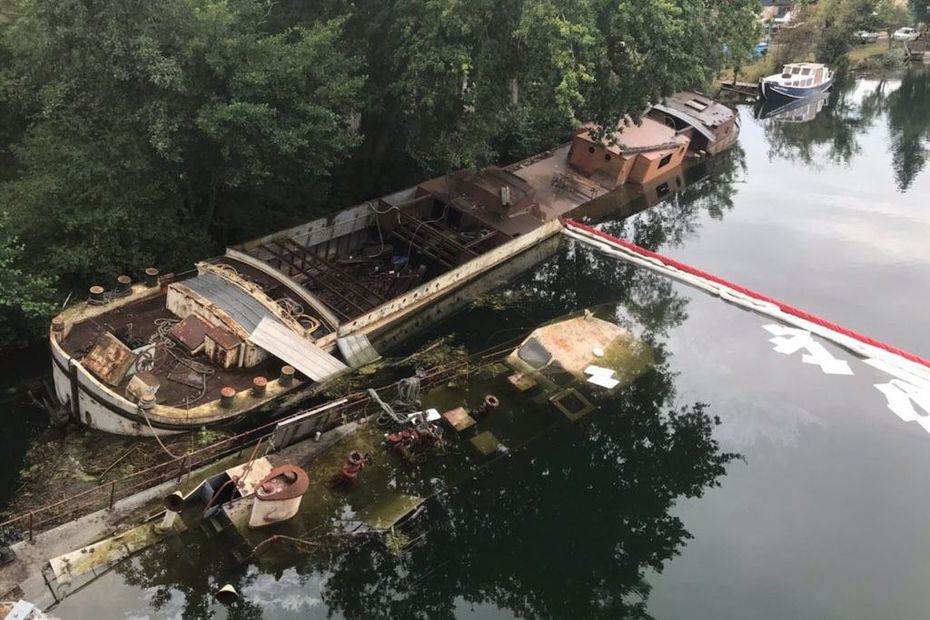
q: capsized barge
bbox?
[48,93,739,437]
[49,159,591,435]
[35,313,655,609]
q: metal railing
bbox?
[0,360,472,541]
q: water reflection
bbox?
[319,399,739,619]
[73,219,747,619]
[107,352,739,619]
[761,71,862,167]
[887,67,930,191]
[758,67,930,191]
[755,91,829,123]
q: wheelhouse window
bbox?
[658,153,673,168]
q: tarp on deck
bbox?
[248,317,348,382]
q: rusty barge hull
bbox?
[48,92,741,437]
[50,173,568,436]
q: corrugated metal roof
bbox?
[180,271,281,334]
[249,317,348,382]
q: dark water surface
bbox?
[12,67,930,618]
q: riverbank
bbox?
[716,39,908,94]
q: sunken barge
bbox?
[48,91,739,437]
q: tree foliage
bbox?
[910,0,930,23]
[0,0,761,346]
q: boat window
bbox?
[588,146,595,154]
[791,67,801,74]
[517,337,552,369]
[801,68,811,76]
[658,153,673,168]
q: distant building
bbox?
[760,0,793,21]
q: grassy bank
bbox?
[715,38,905,90]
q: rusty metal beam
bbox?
[279,238,386,306]
[259,243,359,319]
[391,211,477,269]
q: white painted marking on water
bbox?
[875,379,930,434]
[762,324,854,375]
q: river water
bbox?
[7,67,930,618]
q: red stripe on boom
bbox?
[562,218,930,370]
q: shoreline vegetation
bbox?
[0,0,765,352]
[721,38,907,88]
[716,0,925,90]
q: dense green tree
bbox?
[0,0,363,341]
[0,213,58,345]
[910,0,930,23]
[312,0,762,191]
[0,0,762,346]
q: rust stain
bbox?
[82,332,137,387]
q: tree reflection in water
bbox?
[110,252,741,620]
[102,137,755,619]
[886,66,930,192]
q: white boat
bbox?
[759,62,833,102]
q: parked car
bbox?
[754,41,769,59]
[893,27,920,42]
[855,31,880,44]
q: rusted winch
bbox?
[385,423,443,464]
[248,464,310,528]
[329,451,372,488]
[473,394,500,418]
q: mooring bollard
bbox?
[114,275,132,297]
[220,387,236,408]
[279,365,295,386]
[144,267,160,287]
[51,316,64,343]
[251,376,267,397]
[88,285,105,305]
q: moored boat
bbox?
[759,62,833,102]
